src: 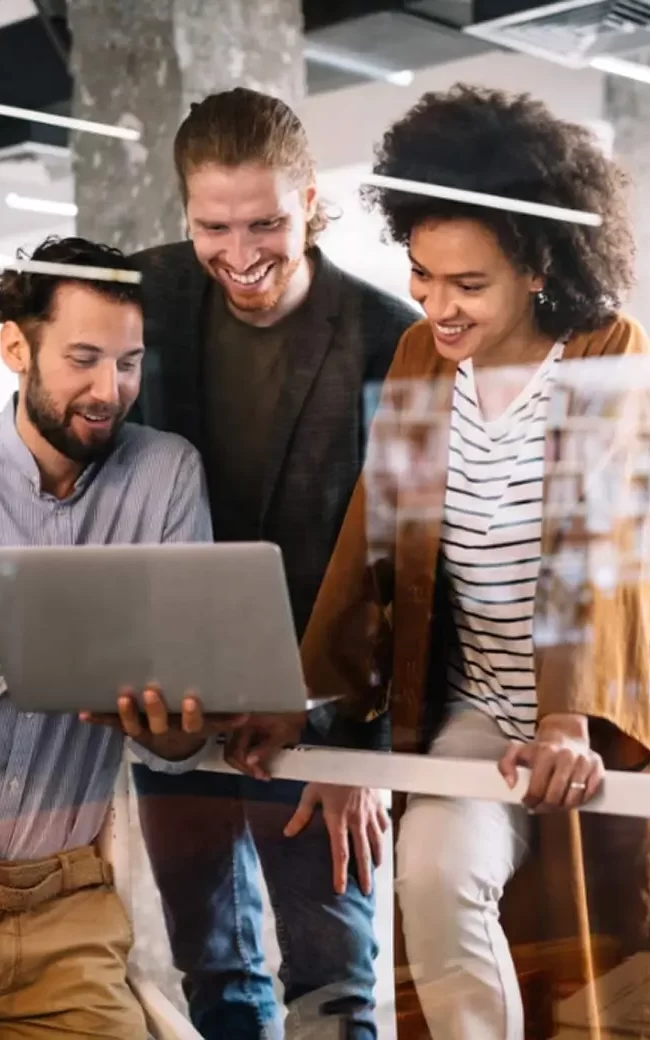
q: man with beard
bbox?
[0,235,248,1040]
[131,87,416,1040]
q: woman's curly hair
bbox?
[364,84,635,340]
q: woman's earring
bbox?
[535,287,557,311]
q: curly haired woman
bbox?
[302,86,650,1039]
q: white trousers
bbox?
[395,706,530,1040]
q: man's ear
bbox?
[1,320,31,376]
[303,183,318,223]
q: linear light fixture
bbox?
[362,173,602,227]
[304,42,414,86]
[1,258,141,285]
[6,193,78,217]
[0,103,141,141]
[590,54,650,84]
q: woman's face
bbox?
[408,217,544,363]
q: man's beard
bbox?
[221,255,302,314]
[25,363,124,465]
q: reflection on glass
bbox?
[6,7,650,1036]
[300,85,650,1040]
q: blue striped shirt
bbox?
[0,397,214,860]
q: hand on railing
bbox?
[222,712,306,780]
[499,713,604,812]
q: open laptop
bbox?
[0,542,313,715]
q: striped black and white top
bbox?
[442,345,564,741]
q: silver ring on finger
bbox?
[569,781,587,791]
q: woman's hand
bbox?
[498,713,604,811]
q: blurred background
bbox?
[3,5,650,1034]
[1,0,647,411]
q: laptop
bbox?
[0,542,311,715]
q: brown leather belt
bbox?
[0,844,113,914]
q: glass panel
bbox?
[2,4,650,1038]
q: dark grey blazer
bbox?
[131,242,417,747]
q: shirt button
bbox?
[9,778,20,795]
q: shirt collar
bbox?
[0,394,98,497]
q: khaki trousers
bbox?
[0,845,147,1039]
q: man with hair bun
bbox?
[131,87,415,1040]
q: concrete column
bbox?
[68,0,305,253]
[604,62,650,332]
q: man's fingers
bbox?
[117,695,144,738]
[326,820,350,896]
[350,822,373,897]
[284,788,318,838]
[180,694,204,735]
[376,800,390,833]
[367,816,384,871]
[283,806,312,838]
[79,711,120,728]
[224,728,251,772]
[141,687,169,735]
[244,736,276,781]
[224,727,268,780]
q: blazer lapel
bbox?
[259,252,342,526]
[151,245,209,450]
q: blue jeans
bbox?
[132,764,378,1040]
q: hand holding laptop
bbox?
[80,685,250,762]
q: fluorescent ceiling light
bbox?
[362,174,602,227]
[385,70,415,87]
[1,258,142,284]
[0,103,140,141]
[305,42,413,86]
[6,193,78,217]
[590,55,650,84]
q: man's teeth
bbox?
[227,263,272,286]
[81,413,110,423]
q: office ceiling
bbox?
[0,2,648,158]
[0,0,494,157]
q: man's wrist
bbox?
[134,733,206,761]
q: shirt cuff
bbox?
[126,735,216,774]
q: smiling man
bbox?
[0,235,249,1040]
[131,88,416,1040]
